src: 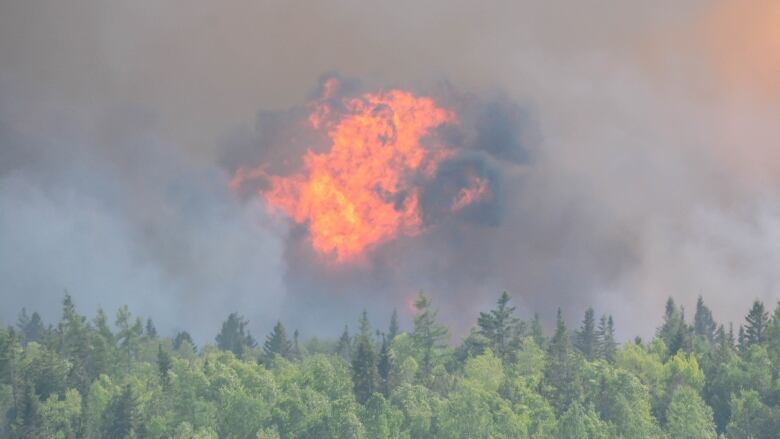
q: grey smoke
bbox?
[1,0,779,342]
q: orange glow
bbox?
[452,176,490,212]
[239,86,466,261]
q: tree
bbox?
[216,313,256,357]
[657,298,690,355]
[377,335,392,397]
[157,344,172,385]
[477,291,523,364]
[100,384,139,439]
[557,401,608,439]
[16,309,45,345]
[335,325,352,361]
[543,308,582,415]
[725,390,779,439]
[410,292,449,383]
[388,309,400,342]
[665,385,717,439]
[351,311,377,404]
[59,294,91,394]
[145,318,158,339]
[173,330,195,351]
[744,300,769,347]
[263,321,292,360]
[531,313,546,347]
[694,296,717,343]
[575,308,597,361]
[596,315,617,362]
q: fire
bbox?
[452,176,490,212]
[233,84,491,261]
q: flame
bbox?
[452,175,490,212]
[232,84,491,261]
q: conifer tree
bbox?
[100,384,138,439]
[694,296,717,343]
[477,291,522,363]
[335,325,352,361]
[351,310,377,404]
[574,308,597,360]
[145,318,158,339]
[173,331,195,351]
[157,344,171,385]
[543,308,582,415]
[411,292,448,382]
[388,309,400,342]
[216,313,257,357]
[16,309,44,345]
[744,300,769,347]
[531,313,546,347]
[263,321,292,360]
[377,335,392,397]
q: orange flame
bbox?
[452,176,490,212]
[233,86,493,261]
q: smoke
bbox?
[2,0,780,341]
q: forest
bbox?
[2,292,780,439]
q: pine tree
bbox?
[291,329,302,360]
[59,293,91,394]
[173,331,195,351]
[411,292,449,382]
[738,325,747,353]
[694,296,717,343]
[335,325,352,361]
[477,291,523,363]
[388,309,400,342]
[157,344,171,385]
[351,310,377,404]
[16,309,44,345]
[531,313,545,347]
[263,321,292,360]
[574,308,597,360]
[100,384,138,438]
[377,335,392,397]
[744,300,769,347]
[602,315,617,362]
[216,313,257,357]
[145,318,158,339]
[543,308,582,415]
[657,297,688,355]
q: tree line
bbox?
[2,291,780,438]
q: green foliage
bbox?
[665,385,717,439]
[4,293,780,438]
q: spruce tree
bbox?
[100,384,138,439]
[694,296,717,343]
[173,331,195,351]
[574,308,597,360]
[411,292,448,382]
[157,344,171,385]
[388,309,400,342]
[543,308,582,415]
[531,313,545,347]
[351,311,377,404]
[16,309,44,345]
[216,313,257,357]
[744,300,769,347]
[335,325,352,361]
[145,318,158,339]
[263,321,292,360]
[377,335,392,397]
[477,291,522,364]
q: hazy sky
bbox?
[1,0,779,341]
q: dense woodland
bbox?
[2,292,780,438]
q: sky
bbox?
[1,0,779,342]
